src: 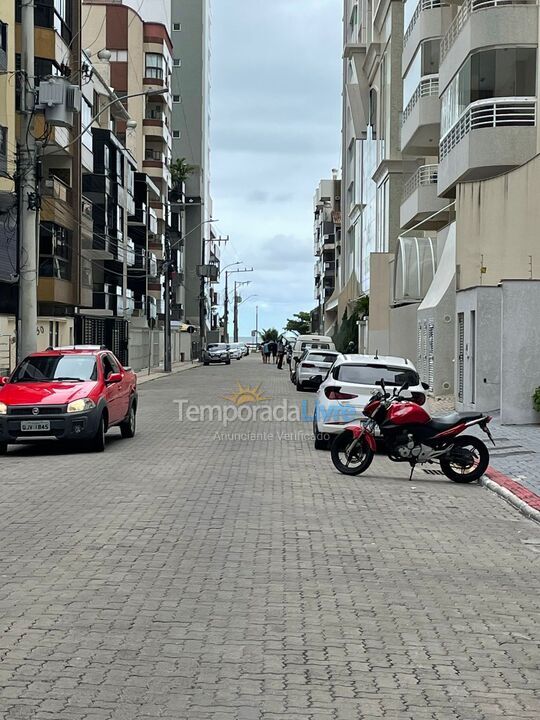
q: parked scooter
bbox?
[330,379,495,482]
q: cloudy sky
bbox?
[211,0,342,336]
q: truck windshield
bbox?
[11,355,98,383]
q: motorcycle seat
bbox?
[428,411,484,431]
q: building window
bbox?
[441,47,537,135]
[173,23,181,31]
[39,222,72,280]
[369,89,377,139]
[173,94,181,103]
[0,126,7,176]
[173,58,181,67]
[0,22,7,73]
[109,50,128,62]
[173,130,181,138]
[81,97,92,151]
[145,53,164,79]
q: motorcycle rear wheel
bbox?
[331,432,374,476]
[439,435,489,483]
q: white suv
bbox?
[312,354,428,449]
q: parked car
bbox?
[202,343,231,365]
[0,346,138,454]
[296,350,340,391]
[229,343,244,360]
[292,334,335,360]
[312,354,427,449]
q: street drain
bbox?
[423,469,445,475]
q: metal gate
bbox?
[457,312,464,403]
[427,321,434,389]
[74,316,129,366]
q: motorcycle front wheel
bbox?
[331,432,374,476]
[439,434,489,483]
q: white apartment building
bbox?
[341,0,540,421]
[313,176,341,334]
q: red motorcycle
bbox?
[330,380,495,483]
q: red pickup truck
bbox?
[0,346,138,454]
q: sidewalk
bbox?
[136,359,201,386]
[432,396,540,522]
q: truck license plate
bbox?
[20,421,51,432]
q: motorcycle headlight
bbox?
[67,398,96,414]
[0,402,7,415]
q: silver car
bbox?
[202,343,231,365]
[296,350,339,391]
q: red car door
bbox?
[108,353,130,420]
[101,354,121,424]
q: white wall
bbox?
[500,280,540,424]
[455,287,501,413]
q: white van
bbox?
[292,334,335,360]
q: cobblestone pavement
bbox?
[431,398,540,499]
[1,356,539,720]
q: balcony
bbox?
[324,261,335,278]
[81,196,93,238]
[403,1,451,71]
[440,0,538,91]
[143,148,171,187]
[401,165,451,229]
[129,202,147,227]
[143,115,172,145]
[438,97,537,195]
[41,176,76,231]
[92,283,122,316]
[401,75,440,155]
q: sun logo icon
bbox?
[223,382,271,406]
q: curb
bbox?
[137,362,202,386]
[481,466,540,524]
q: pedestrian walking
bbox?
[277,339,285,369]
[263,342,271,364]
[270,340,278,364]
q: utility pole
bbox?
[223,272,229,342]
[163,202,172,372]
[18,0,38,361]
[222,265,252,342]
[198,233,228,353]
[255,305,258,345]
[233,282,239,343]
[233,280,251,343]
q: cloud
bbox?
[211,0,342,334]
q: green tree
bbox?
[170,158,196,190]
[260,328,279,342]
[284,312,311,335]
[334,296,369,352]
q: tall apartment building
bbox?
[342,0,540,420]
[0,0,86,364]
[170,0,215,336]
[0,3,17,372]
[313,175,341,335]
[339,0,419,353]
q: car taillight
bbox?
[411,392,426,406]
[302,363,315,368]
[325,387,358,400]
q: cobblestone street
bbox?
[1,356,539,720]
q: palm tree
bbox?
[260,328,279,342]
